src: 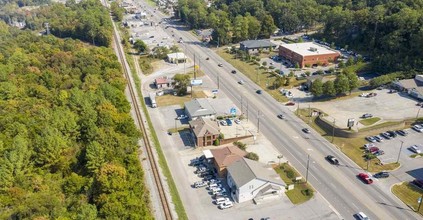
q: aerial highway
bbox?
[139,3,420,220]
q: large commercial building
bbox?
[279,42,340,68]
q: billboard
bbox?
[190,79,203,86]
[347,118,355,128]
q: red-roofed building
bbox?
[210,146,247,177]
[154,77,172,89]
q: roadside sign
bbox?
[191,79,203,86]
[418,197,422,204]
[212,89,218,94]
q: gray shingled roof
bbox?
[189,117,220,137]
[185,98,216,118]
[240,40,277,49]
[227,158,284,187]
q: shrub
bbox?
[269,66,275,69]
[218,133,224,139]
[301,189,313,196]
[245,152,259,161]
[233,141,247,151]
[255,58,260,62]
[213,139,220,146]
[286,170,295,179]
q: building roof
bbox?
[167,52,187,59]
[227,158,284,187]
[185,98,216,118]
[280,42,339,57]
[240,40,277,49]
[397,78,423,89]
[189,117,220,137]
[210,146,247,168]
[155,77,170,84]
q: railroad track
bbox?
[103,1,173,219]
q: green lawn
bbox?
[392,182,423,216]
[410,153,423,158]
[156,90,207,107]
[296,109,400,172]
[358,121,403,132]
[359,117,381,126]
[274,163,314,204]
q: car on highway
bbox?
[218,201,233,209]
[373,171,389,178]
[277,114,285,119]
[412,124,423,132]
[325,155,339,165]
[285,102,295,106]
[238,80,245,85]
[409,145,422,154]
[302,128,311,133]
[395,129,408,136]
[361,113,373,119]
[231,70,237,74]
[218,63,223,67]
[355,212,370,220]
[365,136,377,143]
[256,90,263,94]
[357,173,374,184]
[206,57,209,60]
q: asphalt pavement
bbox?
[141,3,421,220]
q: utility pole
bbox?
[308,104,311,124]
[396,140,404,163]
[217,72,220,89]
[256,68,259,83]
[418,195,423,212]
[277,155,283,167]
[193,53,196,79]
[417,106,422,119]
[240,95,243,114]
[246,101,249,121]
[305,154,310,183]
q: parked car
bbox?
[355,212,370,220]
[231,70,237,74]
[359,93,369,97]
[226,119,233,126]
[374,172,389,178]
[325,155,339,165]
[234,119,241,124]
[380,132,392,140]
[357,173,374,184]
[218,201,234,209]
[203,175,214,181]
[412,124,423,132]
[209,179,221,185]
[285,102,295,106]
[373,135,383,142]
[194,181,208,188]
[373,150,385,156]
[238,80,245,85]
[368,147,380,154]
[302,128,311,133]
[220,120,227,126]
[212,191,228,199]
[409,145,422,154]
[387,130,397,138]
[362,113,373,119]
[277,114,285,119]
[177,115,188,120]
[363,143,376,149]
[396,130,408,136]
[256,90,263,94]
[214,197,230,205]
[365,136,377,143]
[367,92,377,97]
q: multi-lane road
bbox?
[137,3,420,220]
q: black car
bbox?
[325,155,339,165]
[396,130,408,136]
[277,114,285,119]
[302,128,310,133]
[256,90,263,94]
[374,172,389,178]
[231,70,236,74]
[387,130,397,138]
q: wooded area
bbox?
[177,0,423,73]
[0,1,153,218]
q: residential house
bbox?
[154,76,172,89]
[227,158,285,203]
[189,118,220,147]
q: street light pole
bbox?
[418,194,423,212]
[217,71,220,89]
[396,140,404,163]
[305,154,310,183]
[277,155,283,166]
[332,119,336,143]
[257,110,261,133]
[246,101,249,121]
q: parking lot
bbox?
[300,88,422,129]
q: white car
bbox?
[409,145,422,154]
[194,181,207,188]
[412,124,423,132]
[234,119,241,124]
[214,197,230,205]
[177,115,188,120]
[356,212,370,220]
[220,120,227,126]
[218,201,233,209]
[363,143,376,149]
[359,93,369,97]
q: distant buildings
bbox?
[279,42,340,68]
[239,40,277,54]
[167,52,187,64]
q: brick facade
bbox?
[279,47,340,68]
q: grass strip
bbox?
[274,163,314,204]
[359,117,381,126]
[392,182,423,216]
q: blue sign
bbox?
[230,107,236,116]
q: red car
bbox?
[285,102,295,106]
[358,173,374,184]
[368,147,380,153]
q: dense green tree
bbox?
[334,74,350,95]
[134,39,148,54]
[323,81,336,96]
[346,72,359,94]
[311,79,323,96]
[173,73,191,95]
